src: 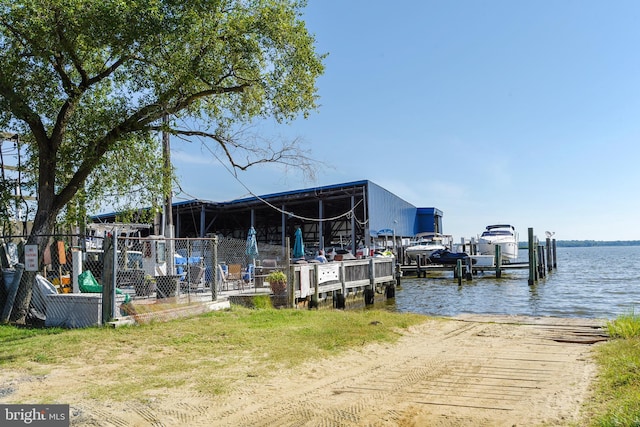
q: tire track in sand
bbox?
[70,315,606,426]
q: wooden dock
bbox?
[400,261,529,278]
[397,228,558,284]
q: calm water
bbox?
[388,246,640,319]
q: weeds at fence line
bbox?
[251,295,273,309]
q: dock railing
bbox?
[292,257,396,304]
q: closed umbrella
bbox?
[246,226,259,259]
[292,227,305,259]
[245,227,259,288]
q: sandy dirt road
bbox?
[3,315,607,426]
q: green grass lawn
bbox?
[583,312,640,426]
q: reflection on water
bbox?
[386,246,640,319]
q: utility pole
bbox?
[162,115,173,238]
[162,115,175,276]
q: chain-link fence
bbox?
[0,233,290,327]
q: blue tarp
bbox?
[175,256,202,277]
[174,256,202,265]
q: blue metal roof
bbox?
[227,179,372,204]
[93,180,445,238]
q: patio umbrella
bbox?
[246,226,259,259]
[245,226,259,290]
[292,227,305,259]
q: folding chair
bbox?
[217,264,230,291]
[181,264,205,292]
[227,264,243,290]
[242,264,255,290]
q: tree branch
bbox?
[171,84,251,113]
[168,128,318,180]
[0,78,49,146]
[51,9,86,93]
[85,57,127,88]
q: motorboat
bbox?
[325,247,356,261]
[477,224,519,263]
[405,232,450,264]
[429,249,476,265]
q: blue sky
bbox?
[170,0,640,241]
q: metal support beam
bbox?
[318,199,324,250]
[351,195,356,256]
[200,204,206,237]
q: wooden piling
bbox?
[465,256,473,281]
[552,239,557,269]
[532,241,538,282]
[385,284,395,298]
[528,228,535,286]
[456,259,462,285]
[537,244,545,278]
[494,244,502,278]
[335,291,346,309]
[364,286,375,305]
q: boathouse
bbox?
[94,180,444,255]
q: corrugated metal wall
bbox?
[415,207,444,234]
[95,180,444,249]
[366,181,416,238]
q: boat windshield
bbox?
[481,230,513,236]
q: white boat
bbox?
[405,232,450,264]
[477,224,519,263]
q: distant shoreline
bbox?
[519,240,640,248]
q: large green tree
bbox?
[0,0,324,323]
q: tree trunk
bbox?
[9,201,58,324]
